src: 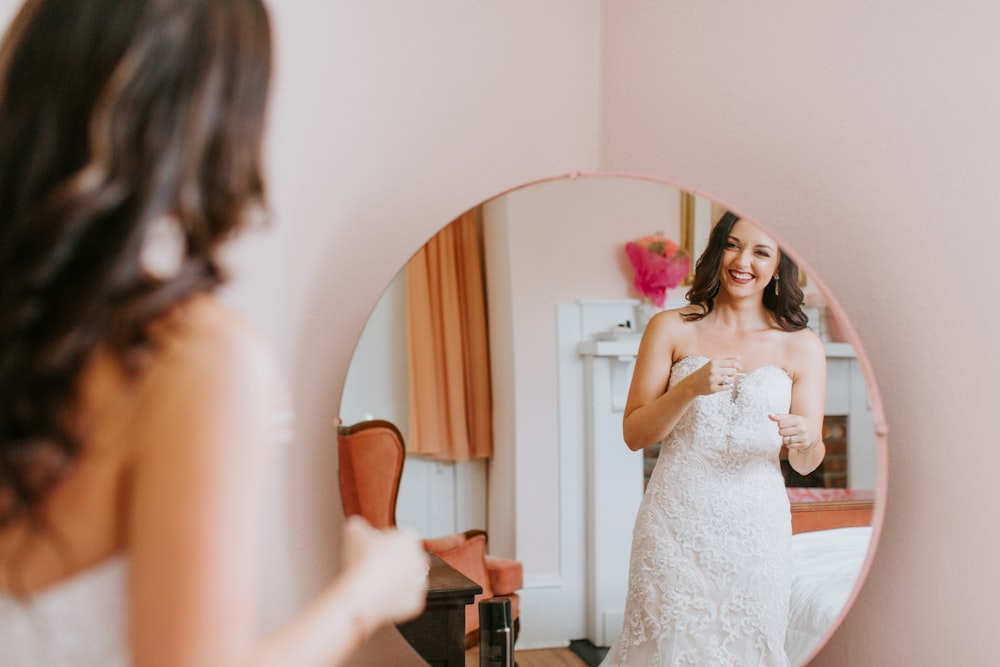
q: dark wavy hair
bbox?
[0,0,272,532]
[683,211,808,331]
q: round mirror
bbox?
[339,174,885,666]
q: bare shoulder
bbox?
[783,326,826,378]
[787,326,825,357]
[138,295,282,415]
[644,307,698,354]
[163,294,267,349]
[157,295,274,373]
[646,307,691,339]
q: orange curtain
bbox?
[405,209,493,461]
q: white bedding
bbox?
[785,526,873,665]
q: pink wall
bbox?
[601,1,999,664]
[254,2,604,664]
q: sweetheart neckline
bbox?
[673,354,791,381]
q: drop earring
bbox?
[773,275,780,296]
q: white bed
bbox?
[785,525,873,665]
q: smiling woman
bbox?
[339,174,884,664]
[604,210,826,666]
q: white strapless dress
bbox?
[0,345,294,667]
[0,555,129,666]
[602,355,793,667]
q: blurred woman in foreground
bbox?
[0,1,428,665]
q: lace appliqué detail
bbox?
[603,356,793,667]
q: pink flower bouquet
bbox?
[625,233,690,308]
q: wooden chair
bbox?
[337,419,523,648]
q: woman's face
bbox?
[718,219,781,298]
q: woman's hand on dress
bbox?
[768,413,816,451]
[342,516,429,628]
[690,357,742,395]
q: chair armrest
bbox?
[422,533,467,553]
[484,555,523,595]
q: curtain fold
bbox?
[405,209,493,461]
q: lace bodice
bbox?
[603,355,794,667]
[0,556,129,667]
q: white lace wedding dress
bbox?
[0,555,129,666]
[602,355,793,667]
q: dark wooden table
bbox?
[397,553,482,666]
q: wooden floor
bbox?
[465,646,589,667]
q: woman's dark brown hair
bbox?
[683,211,808,330]
[0,0,272,532]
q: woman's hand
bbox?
[689,356,742,395]
[341,516,429,628]
[768,413,817,451]
[245,516,430,667]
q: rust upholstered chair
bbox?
[337,419,523,648]
[337,419,405,530]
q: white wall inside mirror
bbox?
[481,175,688,585]
[340,274,488,539]
[340,277,409,429]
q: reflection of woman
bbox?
[0,1,427,665]
[602,212,826,666]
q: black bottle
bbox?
[479,597,514,667]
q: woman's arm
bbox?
[249,517,428,667]
[622,312,740,450]
[126,301,426,667]
[770,331,827,475]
